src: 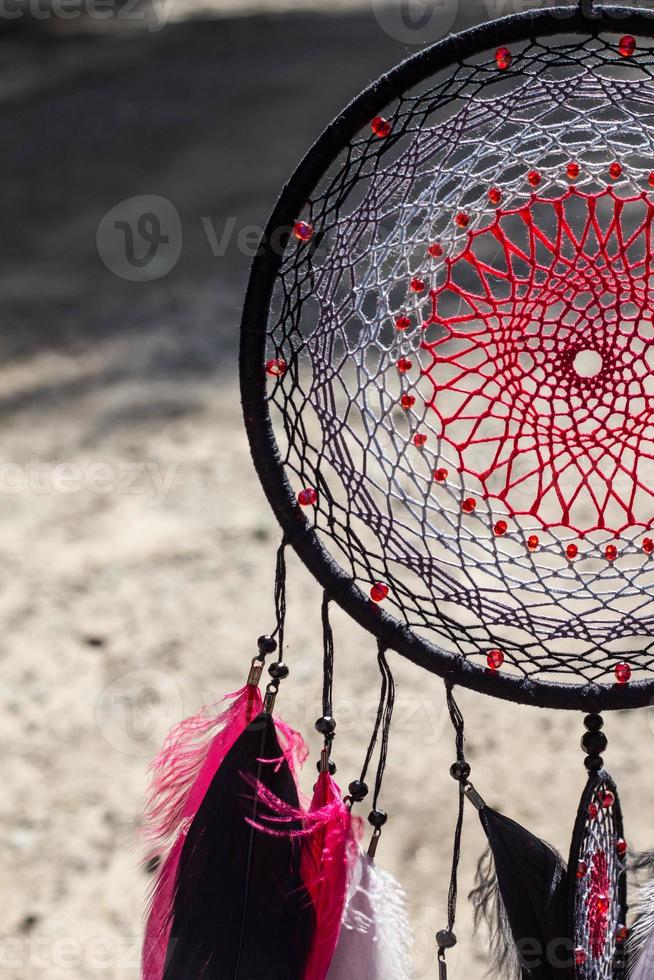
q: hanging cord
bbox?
[344,641,395,857]
[436,682,471,979]
[256,536,289,715]
[315,592,337,772]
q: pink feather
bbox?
[141,682,262,980]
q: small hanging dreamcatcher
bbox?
[140,3,654,978]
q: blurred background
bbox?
[2,0,654,977]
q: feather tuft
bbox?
[469,845,522,980]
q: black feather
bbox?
[469,845,523,980]
[479,807,569,979]
[163,711,314,980]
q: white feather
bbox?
[629,877,654,979]
[326,846,413,980]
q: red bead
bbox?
[575,948,587,967]
[428,242,443,258]
[643,537,653,554]
[494,520,508,536]
[293,221,314,242]
[589,802,599,818]
[601,790,615,808]
[619,35,636,57]
[616,838,628,857]
[488,187,502,205]
[495,46,512,71]
[462,497,476,513]
[597,895,609,914]
[397,357,412,373]
[370,582,389,602]
[649,172,654,188]
[401,394,416,410]
[609,162,623,180]
[487,648,504,670]
[265,358,287,377]
[616,925,629,943]
[434,467,448,482]
[577,861,588,879]
[566,543,578,559]
[395,315,411,331]
[371,116,392,138]
[605,544,618,561]
[410,277,425,293]
[567,161,580,181]
[615,661,632,684]
[527,534,539,551]
[297,487,317,506]
[528,169,542,187]
[413,432,427,447]
[455,212,469,229]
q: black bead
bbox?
[348,779,369,802]
[450,761,471,782]
[584,755,603,772]
[436,929,457,949]
[581,730,607,756]
[268,661,289,680]
[584,713,604,732]
[316,759,337,775]
[315,715,337,736]
[257,634,277,655]
[368,809,388,829]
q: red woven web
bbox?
[421,188,654,535]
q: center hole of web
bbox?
[573,348,603,378]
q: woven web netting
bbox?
[263,31,654,686]
[571,776,626,978]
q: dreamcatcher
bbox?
[141,3,654,978]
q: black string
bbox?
[271,535,287,662]
[321,592,334,718]
[357,640,390,787]
[372,645,394,812]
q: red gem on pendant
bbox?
[297,487,317,507]
[265,358,287,377]
[371,116,392,138]
[615,661,632,684]
[574,948,587,967]
[616,838,628,858]
[494,520,508,536]
[527,534,539,551]
[370,582,389,602]
[410,277,425,293]
[605,544,618,561]
[428,242,443,258]
[616,925,629,943]
[649,172,654,188]
[619,35,636,57]
[495,47,512,71]
[487,648,504,670]
[455,212,469,229]
[643,537,653,554]
[395,315,411,331]
[602,790,615,808]
[488,187,502,205]
[596,895,610,914]
[401,394,416,410]
[609,162,623,181]
[566,543,578,559]
[397,357,412,373]
[528,169,542,187]
[434,467,448,482]
[577,860,588,879]
[293,221,314,242]
[413,432,427,447]
[589,802,599,818]
[462,497,476,513]
[567,161,581,181]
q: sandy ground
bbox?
[1,6,654,979]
